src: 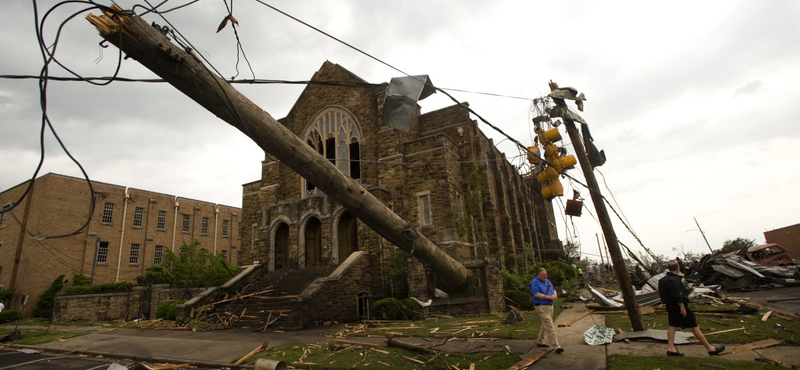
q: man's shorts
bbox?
[666,304,698,328]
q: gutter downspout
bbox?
[171,197,179,252]
[115,188,130,282]
[213,205,219,254]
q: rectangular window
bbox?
[222,220,229,238]
[157,210,166,231]
[0,204,9,228]
[96,242,109,264]
[133,207,144,228]
[417,192,432,227]
[201,217,209,235]
[154,245,164,265]
[129,244,140,265]
[182,214,190,233]
[238,222,242,240]
[220,250,228,260]
[102,203,114,224]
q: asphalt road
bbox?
[727,285,800,316]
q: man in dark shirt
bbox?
[658,260,725,357]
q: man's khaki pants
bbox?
[535,304,560,347]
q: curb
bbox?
[8,344,250,369]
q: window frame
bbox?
[102,203,114,225]
[416,191,432,227]
[156,210,167,231]
[129,243,140,265]
[133,207,144,228]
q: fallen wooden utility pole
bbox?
[550,84,645,331]
[86,6,469,285]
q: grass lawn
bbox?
[0,328,84,345]
[344,301,565,340]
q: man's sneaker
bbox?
[555,347,564,354]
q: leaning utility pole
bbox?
[694,217,714,253]
[86,6,470,285]
[550,86,645,331]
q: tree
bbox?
[135,241,238,288]
[720,237,756,254]
[33,275,65,318]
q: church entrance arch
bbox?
[304,217,322,267]
[273,222,289,270]
[337,212,358,263]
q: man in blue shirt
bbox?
[530,267,563,353]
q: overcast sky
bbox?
[1,0,798,262]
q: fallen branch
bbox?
[387,337,435,354]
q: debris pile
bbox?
[686,254,799,291]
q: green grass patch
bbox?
[0,328,84,345]
[604,303,800,345]
[252,343,521,369]
[347,301,565,340]
[608,354,786,370]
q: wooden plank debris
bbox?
[558,309,594,327]
[761,311,773,322]
[705,326,745,336]
[232,342,268,366]
[719,339,782,355]
[506,349,552,370]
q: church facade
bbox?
[240,61,559,301]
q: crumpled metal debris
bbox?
[382,75,436,132]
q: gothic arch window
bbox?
[302,107,363,196]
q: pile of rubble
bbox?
[587,253,799,308]
[685,254,799,291]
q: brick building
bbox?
[240,61,559,307]
[764,223,800,260]
[0,173,241,316]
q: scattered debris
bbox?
[718,339,782,355]
[583,325,615,345]
[612,329,694,344]
[558,309,594,327]
[233,342,268,366]
[506,348,551,370]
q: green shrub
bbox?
[371,298,416,320]
[156,300,185,320]
[0,310,21,324]
[72,274,92,287]
[63,282,134,296]
[33,275,65,318]
[0,288,14,305]
[505,290,533,310]
[535,261,577,287]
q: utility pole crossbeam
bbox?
[86,6,470,285]
[550,86,645,332]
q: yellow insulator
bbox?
[526,145,540,164]
[552,154,577,173]
[536,166,559,184]
[541,180,564,200]
[538,127,562,144]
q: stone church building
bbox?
[236,61,559,320]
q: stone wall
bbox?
[293,251,371,326]
[54,286,204,322]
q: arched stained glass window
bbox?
[301,107,362,196]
